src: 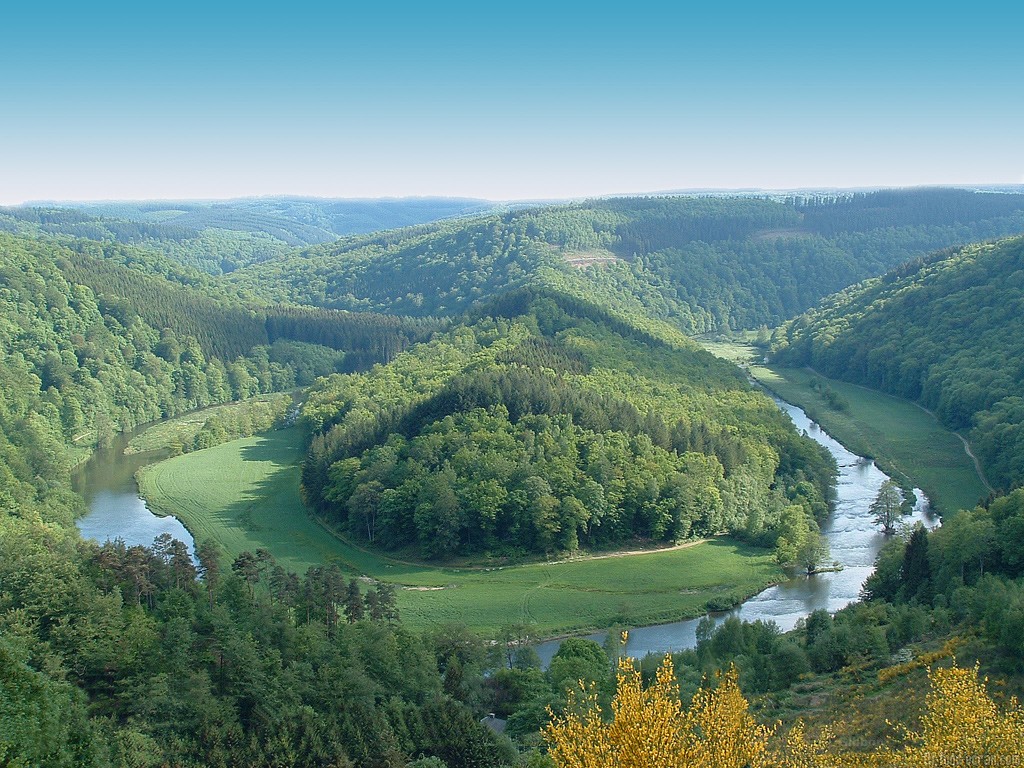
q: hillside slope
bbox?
[1,196,493,273]
[229,189,1024,332]
[773,235,1024,492]
[300,293,836,563]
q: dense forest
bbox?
[0,197,493,274]
[228,189,1024,332]
[0,231,520,766]
[773,235,1024,492]
[6,190,1024,766]
[300,296,835,563]
[0,232,437,455]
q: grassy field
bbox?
[137,426,782,636]
[699,339,988,516]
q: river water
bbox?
[534,397,939,665]
[73,397,937,664]
[72,430,197,555]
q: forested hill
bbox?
[6,191,1024,765]
[0,196,493,274]
[227,188,1024,332]
[300,293,836,564]
[0,232,438,454]
[53,236,438,364]
[773,235,1024,492]
[0,223,838,765]
[0,226,519,766]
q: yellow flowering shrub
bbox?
[877,637,961,683]
[543,656,770,768]
[878,661,1024,767]
[544,655,1024,768]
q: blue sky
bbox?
[2,1,1021,203]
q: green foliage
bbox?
[732,359,987,516]
[1,197,493,273]
[870,479,905,535]
[138,425,785,636]
[230,214,563,316]
[230,189,1024,334]
[683,616,814,695]
[774,236,1024,492]
[0,637,96,767]
[59,237,438,364]
[0,498,511,767]
[548,639,611,695]
[857,486,1024,674]
[127,393,294,455]
[9,191,1024,763]
[0,229,469,764]
[0,232,434,480]
[300,300,835,561]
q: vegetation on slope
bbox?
[300,295,836,566]
[8,194,1024,766]
[229,189,1024,332]
[125,392,295,455]
[1,197,493,273]
[701,339,988,515]
[137,425,784,634]
[0,233,306,457]
[773,235,1024,493]
[543,653,1024,767]
[0,233,521,767]
[57,237,439,364]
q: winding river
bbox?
[73,397,938,663]
[534,397,938,665]
[72,430,196,556]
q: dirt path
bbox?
[312,513,710,574]
[548,538,708,565]
[908,401,994,496]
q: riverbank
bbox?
[130,425,783,636]
[698,339,986,516]
[81,376,919,646]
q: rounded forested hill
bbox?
[773,235,1024,492]
[301,295,836,563]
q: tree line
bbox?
[225,189,1024,335]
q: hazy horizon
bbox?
[10,183,1024,210]
[3,1,1022,205]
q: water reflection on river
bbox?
[535,398,939,666]
[73,430,196,556]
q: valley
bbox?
[6,189,1024,767]
[699,338,989,515]
[76,337,942,646]
[9,3,1024,762]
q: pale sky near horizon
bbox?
[2,1,1022,205]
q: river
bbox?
[74,397,937,663]
[72,429,197,556]
[533,397,938,665]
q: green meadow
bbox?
[699,339,988,516]
[137,426,781,636]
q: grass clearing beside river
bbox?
[699,339,987,516]
[137,426,782,636]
